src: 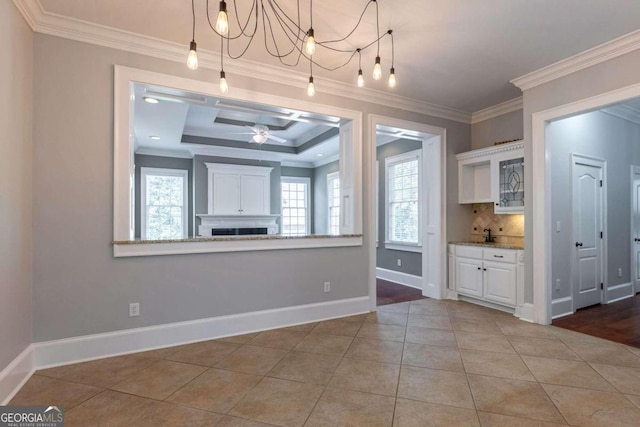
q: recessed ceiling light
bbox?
[144,97,159,104]
[316,153,324,157]
[149,136,161,140]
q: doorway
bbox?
[368,116,447,311]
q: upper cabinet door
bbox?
[241,173,271,215]
[493,156,525,214]
[213,173,242,214]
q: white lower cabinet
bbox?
[451,244,520,308]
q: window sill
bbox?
[384,242,422,253]
[113,234,363,257]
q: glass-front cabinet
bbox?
[494,156,524,214]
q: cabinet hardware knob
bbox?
[635,238,640,242]
[483,268,487,271]
[477,267,481,270]
[494,255,503,258]
[575,242,583,247]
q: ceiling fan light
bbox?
[216,1,229,35]
[252,134,268,144]
[186,40,198,70]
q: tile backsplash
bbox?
[470,203,524,246]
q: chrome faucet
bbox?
[483,228,496,243]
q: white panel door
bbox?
[213,173,242,215]
[572,156,604,310]
[632,165,640,294]
[483,261,517,306]
[241,174,269,214]
[455,257,483,298]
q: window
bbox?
[141,167,188,240]
[281,177,310,236]
[385,149,422,251]
[327,172,340,235]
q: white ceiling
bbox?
[38,0,640,112]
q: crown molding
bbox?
[511,29,640,91]
[455,140,523,161]
[471,97,523,124]
[601,103,640,126]
[13,0,472,124]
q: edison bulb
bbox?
[216,1,229,35]
[388,68,397,88]
[186,41,198,70]
[220,76,229,94]
[305,29,316,56]
[372,56,382,81]
[307,77,315,97]
[357,70,365,88]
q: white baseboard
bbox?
[0,345,35,405]
[606,282,634,304]
[33,296,370,370]
[515,303,535,323]
[376,267,422,289]
[456,295,515,315]
[551,296,573,319]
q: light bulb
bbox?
[305,28,316,56]
[307,76,315,97]
[373,56,382,80]
[216,1,229,35]
[219,71,229,94]
[357,70,365,88]
[186,41,198,70]
[388,67,397,88]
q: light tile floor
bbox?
[11,299,640,426]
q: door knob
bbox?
[575,242,583,247]
[635,238,640,242]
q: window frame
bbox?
[327,171,341,236]
[280,176,311,236]
[140,167,189,240]
[384,149,422,253]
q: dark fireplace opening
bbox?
[212,227,269,236]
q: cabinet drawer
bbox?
[483,248,516,263]
[455,245,483,259]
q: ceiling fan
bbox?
[235,124,287,144]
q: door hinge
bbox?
[600,180,603,187]
[600,231,603,239]
[600,283,604,290]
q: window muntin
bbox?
[141,167,188,240]
[281,177,311,236]
[386,150,421,247]
[327,172,340,236]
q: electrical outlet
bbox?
[397,259,402,267]
[618,268,623,278]
[555,279,560,291]
[324,281,331,293]
[129,302,140,317]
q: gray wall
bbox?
[193,155,281,233]
[0,2,33,371]
[523,47,640,307]
[376,139,423,276]
[282,166,315,234]
[134,154,194,238]
[31,34,471,342]
[471,109,524,150]
[547,111,640,300]
[313,161,340,235]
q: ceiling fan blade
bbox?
[244,125,258,133]
[266,134,287,143]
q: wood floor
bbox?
[376,278,427,306]
[552,294,640,348]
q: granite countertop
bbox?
[449,241,524,250]
[113,234,363,245]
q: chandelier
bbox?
[185,0,396,96]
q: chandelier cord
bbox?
[375,0,380,56]
[191,0,196,41]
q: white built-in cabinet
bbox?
[205,163,272,215]
[450,244,523,308]
[456,141,524,214]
